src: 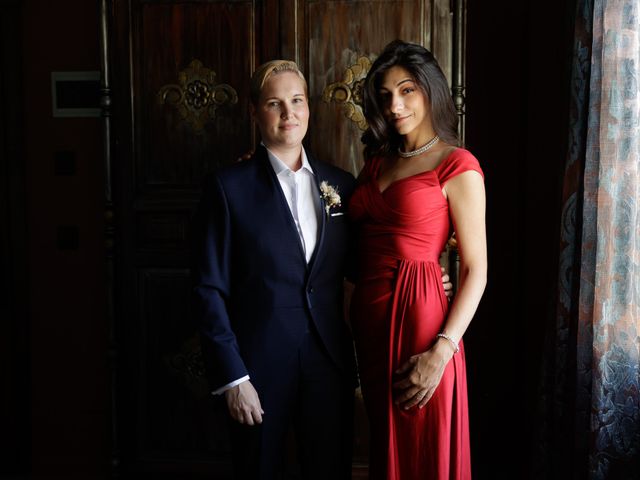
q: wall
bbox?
[23,0,109,477]
[0,0,29,474]
[465,0,574,476]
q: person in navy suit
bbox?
[192,60,357,479]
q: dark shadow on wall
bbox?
[465,0,575,477]
[0,0,30,476]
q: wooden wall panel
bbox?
[136,211,191,252]
[136,1,255,188]
[430,0,453,83]
[290,0,453,176]
[0,1,29,473]
[112,1,266,475]
[136,268,225,457]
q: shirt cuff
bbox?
[211,375,250,395]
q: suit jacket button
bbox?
[309,287,314,294]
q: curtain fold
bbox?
[536,0,640,478]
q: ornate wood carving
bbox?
[322,56,372,131]
[157,60,238,133]
[452,0,467,145]
[164,334,208,399]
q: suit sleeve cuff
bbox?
[211,375,250,395]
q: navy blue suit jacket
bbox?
[192,145,357,393]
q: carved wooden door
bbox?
[107,0,462,476]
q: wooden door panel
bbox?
[137,1,254,188]
[135,210,191,253]
[295,0,453,176]
[112,1,265,475]
[136,268,221,455]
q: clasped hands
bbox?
[392,337,456,410]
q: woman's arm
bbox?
[438,169,487,344]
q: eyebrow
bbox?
[397,78,414,86]
[379,78,415,91]
[263,92,305,100]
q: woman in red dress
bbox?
[349,40,487,479]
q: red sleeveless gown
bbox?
[349,148,482,480]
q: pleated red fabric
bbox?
[349,148,483,480]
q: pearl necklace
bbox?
[397,135,440,158]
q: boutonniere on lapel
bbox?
[319,181,342,217]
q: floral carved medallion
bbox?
[322,56,372,131]
[157,59,238,133]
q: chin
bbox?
[275,138,304,149]
[396,124,417,136]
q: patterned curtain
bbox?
[535,0,640,478]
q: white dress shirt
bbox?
[212,146,321,395]
[266,146,321,263]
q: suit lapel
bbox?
[306,153,326,277]
[256,146,308,266]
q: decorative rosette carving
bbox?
[322,56,372,131]
[158,59,238,132]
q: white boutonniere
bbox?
[319,181,342,216]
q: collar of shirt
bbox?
[262,144,320,263]
[264,144,315,179]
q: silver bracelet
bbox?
[436,333,459,353]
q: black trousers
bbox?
[228,330,354,480]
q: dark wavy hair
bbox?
[362,40,459,156]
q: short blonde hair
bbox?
[250,60,307,105]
